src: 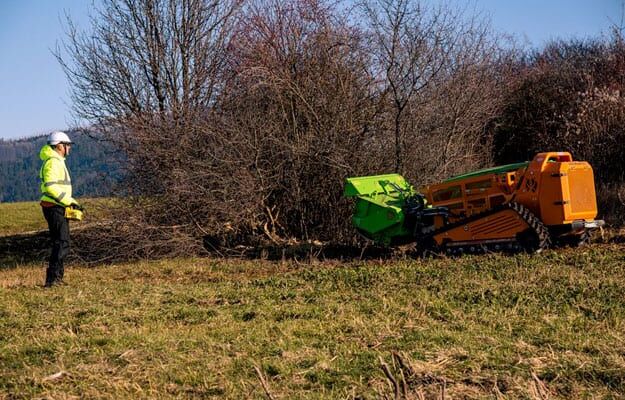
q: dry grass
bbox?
[1,246,625,399]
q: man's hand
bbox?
[70,203,84,212]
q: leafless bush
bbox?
[60,0,513,260]
[493,31,625,186]
[596,183,625,228]
[58,0,246,257]
[216,0,382,242]
[359,0,507,186]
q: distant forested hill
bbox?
[0,130,123,202]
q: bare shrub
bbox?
[596,183,625,227]
[59,0,511,260]
[493,32,625,186]
[359,0,507,186]
[218,0,380,242]
[59,0,379,257]
[57,0,245,257]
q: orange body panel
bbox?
[423,173,516,228]
[422,151,599,244]
[514,152,598,225]
[432,208,530,246]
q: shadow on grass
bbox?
[234,242,396,261]
[0,231,49,268]
[4,228,623,268]
[202,233,397,261]
[1,229,395,268]
[608,234,625,244]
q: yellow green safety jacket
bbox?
[39,145,77,207]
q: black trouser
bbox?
[42,205,70,285]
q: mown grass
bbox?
[1,246,624,399]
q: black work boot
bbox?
[44,279,65,288]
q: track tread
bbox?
[510,202,551,253]
[421,202,551,256]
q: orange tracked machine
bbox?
[344,152,604,254]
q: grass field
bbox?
[0,199,114,268]
[0,198,112,237]
[1,202,625,399]
[0,201,48,236]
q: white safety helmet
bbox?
[47,131,73,145]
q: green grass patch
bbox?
[1,247,625,398]
[0,198,119,268]
[0,201,46,236]
[0,198,115,237]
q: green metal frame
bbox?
[344,174,415,245]
[443,162,529,183]
[343,162,530,246]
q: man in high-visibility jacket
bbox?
[39,131,82,287]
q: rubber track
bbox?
[509,202,552,253]
[422,202,551,255]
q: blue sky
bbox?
[0,0,92,140]
[0,0,621,140]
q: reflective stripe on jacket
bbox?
[39,145,76,207]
